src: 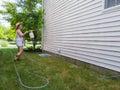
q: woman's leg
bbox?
[16,46,23,60]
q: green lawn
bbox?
[0,46,120,90]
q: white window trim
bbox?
[102,0,120,14]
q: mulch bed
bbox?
[24,48,42,53]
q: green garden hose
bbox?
[10,51,49,89]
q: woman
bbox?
[15,22,29,60]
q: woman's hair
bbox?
[16,22,22,30]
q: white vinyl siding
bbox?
[43,0,120,72]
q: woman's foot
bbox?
[14,55,19,61]
[14,56,18,61]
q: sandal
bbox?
[14,55,19,61]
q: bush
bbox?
[0,40,8,47]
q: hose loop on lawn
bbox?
[10,51,49,89]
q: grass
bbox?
[0,46,120,90]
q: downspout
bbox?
[41,0,44,51]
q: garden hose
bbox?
[10,51,49,89]
[101,74,120,79]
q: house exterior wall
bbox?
[42,0,120,72]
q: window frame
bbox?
[102,0,120,13]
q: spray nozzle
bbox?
[29,30,34,32]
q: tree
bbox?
[0,24,15,40]
[0,0,43,50]
[0,25,7,39]
[0,25,9,39]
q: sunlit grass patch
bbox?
[0,47,120,90]
[0,40,8,47]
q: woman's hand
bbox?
[25,31,29,34]
[23,31,29,36]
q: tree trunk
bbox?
[33,39,36,51]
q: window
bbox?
[117,0,120,4]
[105,0,120,9]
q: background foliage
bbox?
[0,24,15,40]
[0,0,43,49]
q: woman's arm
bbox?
[17,30,28,37]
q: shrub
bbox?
[0,40,8,47]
